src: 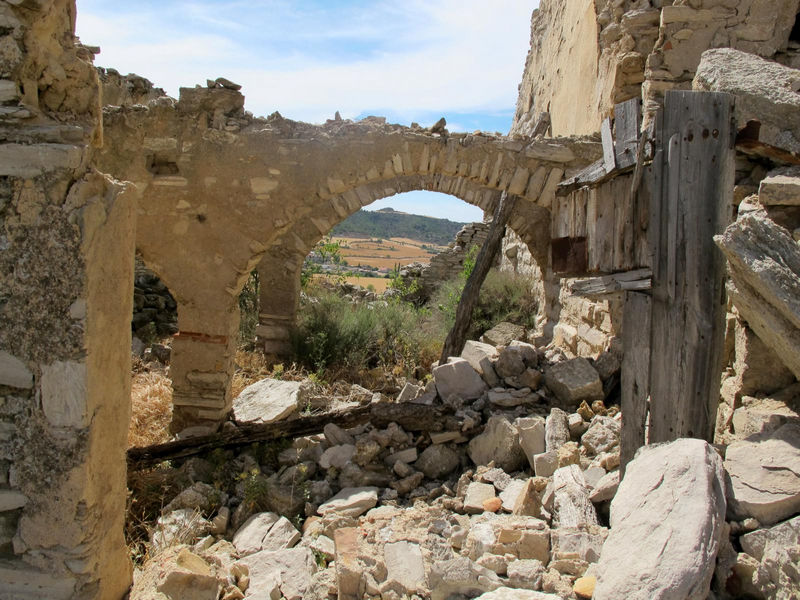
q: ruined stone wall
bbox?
[98,67,165,108]
[508,0,800,360]
[0,1,136,597]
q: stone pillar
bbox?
[170,304,240,432]
[0,2,137,597]
[255,249,305,355]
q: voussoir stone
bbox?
[593,438,726,600]
[433,357,488,401]
[233,378,308,424]
[725,423,800,526]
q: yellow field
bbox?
[343,276,391,292]
[333,236,443,273]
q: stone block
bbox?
[516,417,546,469]
[433,357,488,401]
[0,143,82,178]
[232,379,306,424]
[533,452,558,478]
[464,482,496,514]
[41,360,88,428]
[544,358,603,406]
[725,423,800,526]
[468,415,526,472]
[0,351,32,389]
[758,167,800,206]
[384,540,426,595]
[317,487,378,518]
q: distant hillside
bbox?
[332,208,469,245]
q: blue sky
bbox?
[76,0,539,222]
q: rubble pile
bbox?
[130,332,800,599]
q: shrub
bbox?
[290,286,440,376]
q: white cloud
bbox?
[77,0,538,125]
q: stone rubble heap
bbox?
[131,333,800,599]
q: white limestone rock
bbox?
[516,416,546,469]
[581,416,621,455]
[433,357,488,401]
[474,588,562,599]
[725,423,800,526]
[545,408,570,453]
[480,322,526,347]
[738,515,800,598]
[468,415,527,472]
[318,444,356,470]
[237,546,317,600]
[383,540,427,595]
[317,486,378,518]
[506,559,545,590]
[544,358,603,405]
[233,378,307,424]
[552,465,598,529]
[589,471,620,503]
[593,438,726,600]
[461,340,500,386]
[429,556,503,600]
[500,479,527,512]
[464,482,497,514]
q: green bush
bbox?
[429,268,538,342]
[290,286,440,376]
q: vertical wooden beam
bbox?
[620,291,651,475]
[647,91,735,444]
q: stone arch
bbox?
[255,173,553,356]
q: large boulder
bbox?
[544,358,603,406]
[468,415,526,472]
[593,439,726,600]
[433,357,488,401]
[233,378,308,424]
[480,322,526,347]
[725,423,800,525]
[694,48,800,154]
[461,340,500,386]
[236,547,317,600]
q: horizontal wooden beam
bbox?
[570,268,652,296]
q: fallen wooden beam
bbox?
[715,210,800,379]
[570,268,652,297]
[128,402,468,470]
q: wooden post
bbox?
[620,291,651,475]
[647,91,735,444]
[439,191,517,363]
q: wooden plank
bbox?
[620,291,651,476]
[647,91,735,444]
[592,184,615,272]
[570,268,652,296]
[601,117,616,173]
[612,176,633,271]
[614,98,642,169]
[574,188,588,238]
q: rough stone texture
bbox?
[759,166,800,206]
[594,439,727,600]
[544,358,603,406]
[232,378,307,424]
[461,340,500,387]
[416,444,460,479]
[544,408,570,453]
[429,556,502,600]
[694,48,800,154]
[464,482,497,514]
[580,415,620,455]
[433,357,488,402]
[516,416,546,469]
[481,322,526,347]
[589,471,619,504]
[232,512,300,556]
[0,351,33,389]
[468,415,527,472]
[317,487,378,518]
[737,515,800,598]
[237,546,317,600]
[725,423,800,526]
[715,211,800,380]
[552,465,598,529]
[384,540,427,595]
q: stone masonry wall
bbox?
[0,1,136,597]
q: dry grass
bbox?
[129,367,173,448]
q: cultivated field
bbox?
[333,236,445,272]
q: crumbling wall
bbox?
[0,0,136,597]
[98,67,165,108]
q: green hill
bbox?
[332,208,469,245]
